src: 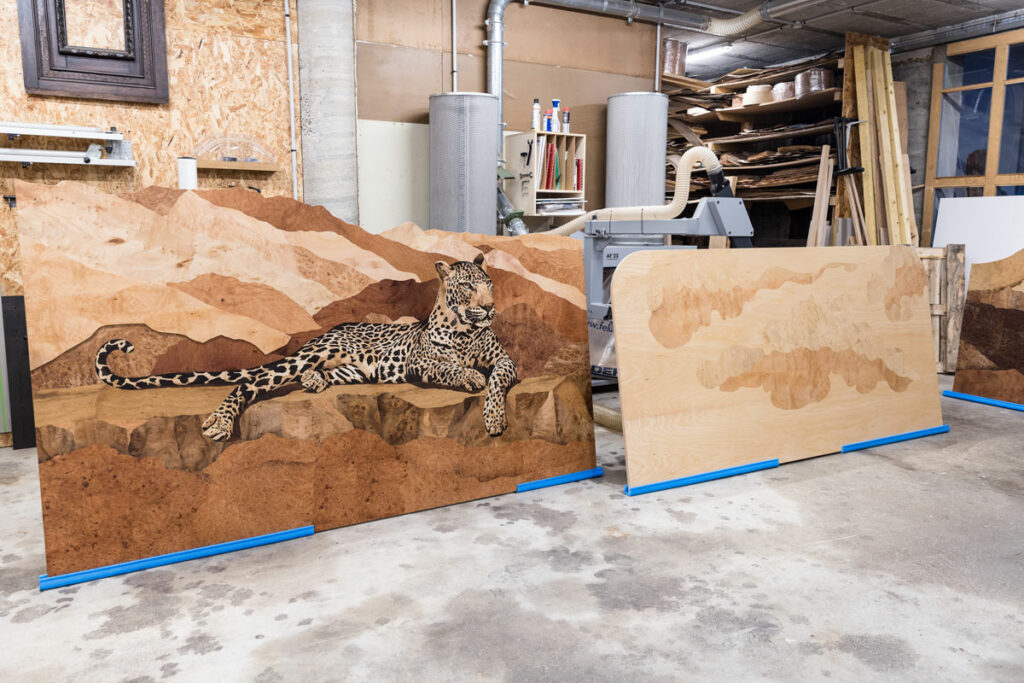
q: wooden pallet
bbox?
[916,244,966,373]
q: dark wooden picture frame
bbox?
[17,0,168,104]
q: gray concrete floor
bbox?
[1,375,1022,681]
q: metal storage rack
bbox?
[502,131,586,217]
[662,56,842,205]
[0,122,136,167]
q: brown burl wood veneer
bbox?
[953,248,1024,405]
[612,247,943,490]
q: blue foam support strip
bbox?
[841,425,949,453]
[624,459,779,496]
[943,390,1024,412]
[517,467,604,492]
[38,525,314,591]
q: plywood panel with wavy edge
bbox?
[612,246,943,489]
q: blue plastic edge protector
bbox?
[517,467,604,493]
[38,525,315,591]
[623,458,779,496]
[841,424,950,453]
[943,390,1024,413]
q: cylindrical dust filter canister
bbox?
[606,92,669,208]
[177,157,198,190]
[429,92,499,234]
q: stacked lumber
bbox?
[666,92,733,118]
[738,188,817,200]
[704,120,835,145]
[660,74,713,92]
[806,145,837,246]
[686,163,820,191]
[661,54,842,211]
[667,119,706,150]
[841,33,918,246]
[719,145,823,168]
[707,53,842,93]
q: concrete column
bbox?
[298,0,359,222]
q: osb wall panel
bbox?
[64,0,127,50]
[355,0,656,211]
[0,0,302,295]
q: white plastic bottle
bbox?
[531,98,541,131]
[551,98,561,132]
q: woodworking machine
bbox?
[584,171,755,319]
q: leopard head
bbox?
[435,253,495,329]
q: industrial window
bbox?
[923,28,1024,244]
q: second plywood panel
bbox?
[612,247,943,490]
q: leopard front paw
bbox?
[462,369,487,393]
[201,412,234,442]
[484,407,508,437]
[301,368,329,393]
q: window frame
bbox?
[923,28,1024,244]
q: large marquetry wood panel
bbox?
[17,182,595,576]
[612,246,943,489]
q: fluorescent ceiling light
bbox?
[687,43,733,61]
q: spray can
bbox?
[562,108,570,134]
[544,110,553,132]
[551,98,561,132]
[531,98,541,131]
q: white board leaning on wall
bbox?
[932,196,1024,288]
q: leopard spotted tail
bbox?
[95,339,262,390]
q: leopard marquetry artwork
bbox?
[14,182,596,576]
[95,255,519,440]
